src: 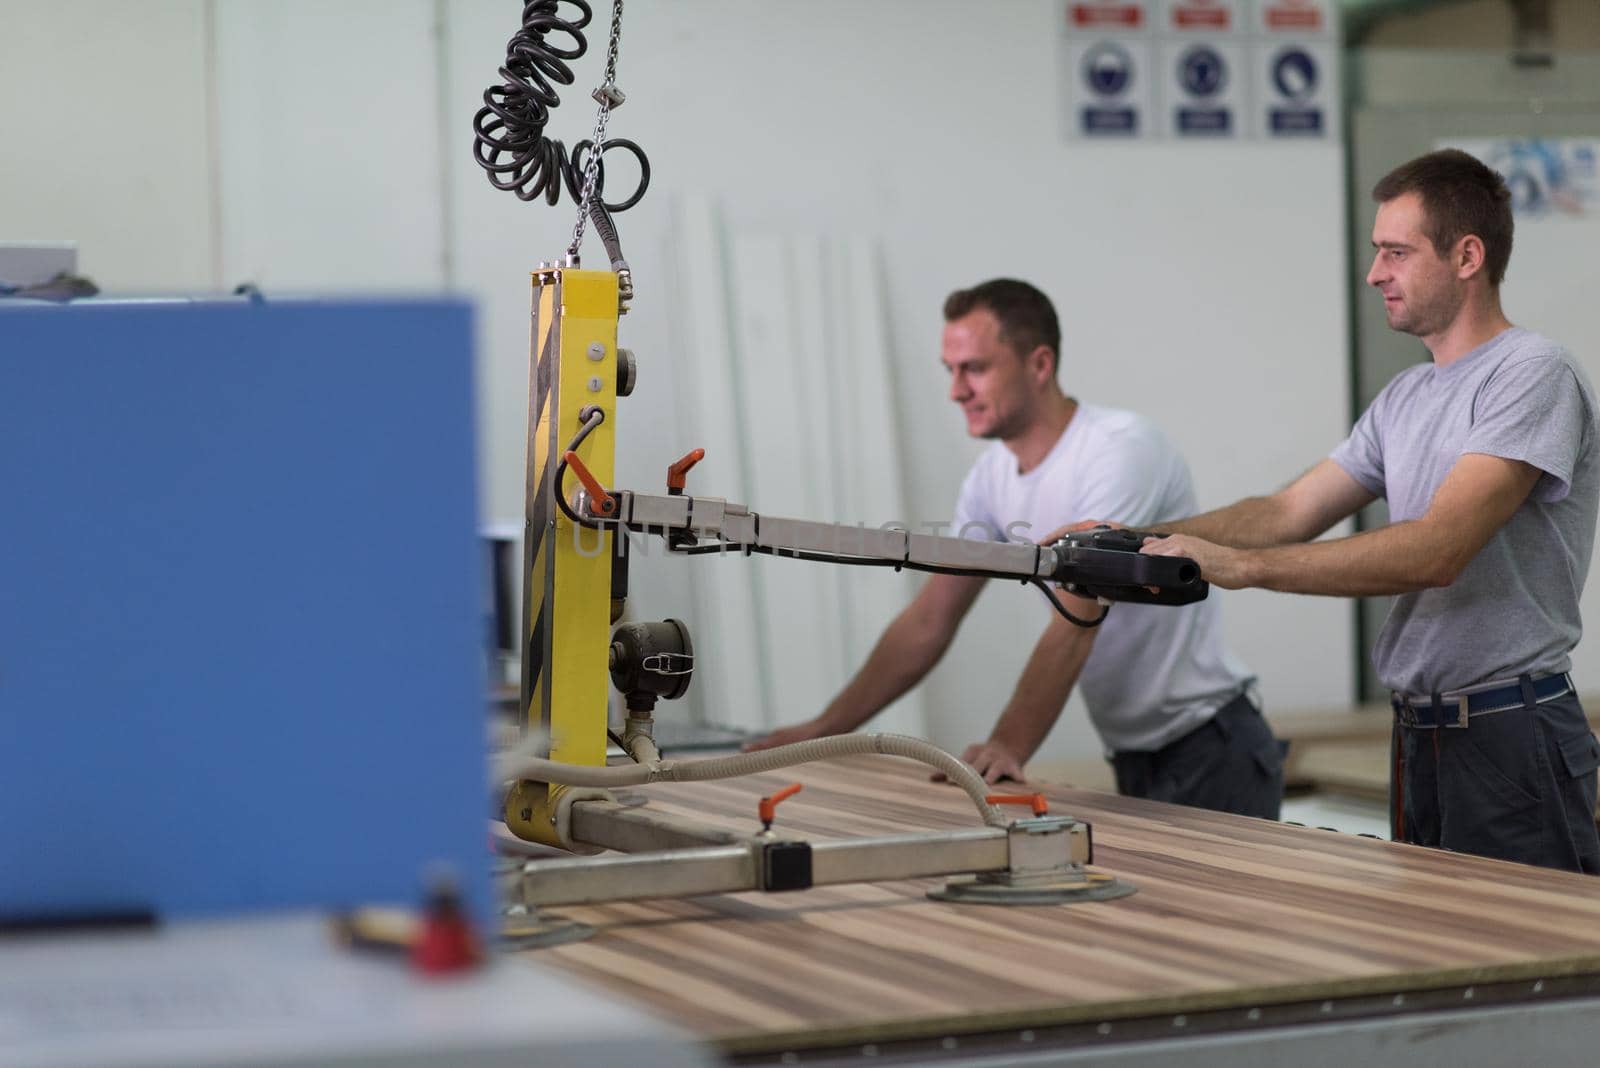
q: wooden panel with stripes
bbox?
[525,752,1600,1054]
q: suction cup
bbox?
[928,868,1136,906]
[499,907,595,950]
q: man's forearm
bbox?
[1160,495,1304,549]
[1242,519,1469,596]
[1148,452,1541,597]
[987,620,1095,762]
[819,611,955,733]
[1159,460,1374,549]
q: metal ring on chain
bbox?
[564,138,650,213]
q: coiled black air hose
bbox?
[471,0,649,212]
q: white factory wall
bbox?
[0,1,217,291]
[2,1,1356,762]
[212,0,449,292]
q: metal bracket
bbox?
[1006,815,1092,878]
[761,840,813,892]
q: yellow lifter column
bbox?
[505,267,620,847]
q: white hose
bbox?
[624,733,661,764]
[498,732,1006,827]
[622,719,661,765]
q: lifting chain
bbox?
[567,0,626,263]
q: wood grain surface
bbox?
[520,752,1600,1054]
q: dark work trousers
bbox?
[1109,693,1286,819]
[1391,692,1600,873]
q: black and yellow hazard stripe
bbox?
[521,279,559,744]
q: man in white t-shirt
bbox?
[745,279,1283,818]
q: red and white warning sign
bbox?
[1068,1,1149,31]
[1164,0,1237,32]
[1256,0,1333,35]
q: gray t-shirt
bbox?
[1330,327,1599,696]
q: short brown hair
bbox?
[943,279,1061,375]
[1372,149,1514,286]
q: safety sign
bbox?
[1068,37,1152,136]
[1160,39,1245,136]
[1063,0,1338,140]
[1257,42,1337,138]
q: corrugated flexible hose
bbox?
[497,733,1007,828]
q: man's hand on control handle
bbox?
[1139,533,1251,590]
[1045,520,1168,595]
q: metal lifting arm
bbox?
[573,483,1209,608]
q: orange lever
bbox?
[985,793,1049,817]
[563,451,616,516]
[758,783,803,829]
[667,448,706,493]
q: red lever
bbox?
[667,448,705,493]
[758,783,803,829]
[985,793,1049,817]
[563,451,616,516]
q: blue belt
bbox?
[1390,673,1573,729]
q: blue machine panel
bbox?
[0,300,489,922]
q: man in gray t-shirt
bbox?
[1135,149,1600,873]
[1332,328,1598,697]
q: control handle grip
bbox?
[1047,528,1208,606]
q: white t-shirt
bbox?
[951,403,1254,752]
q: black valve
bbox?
[609,618,694,712]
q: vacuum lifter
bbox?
[471,4,1206,919]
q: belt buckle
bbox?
[1446,694,1470,728]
